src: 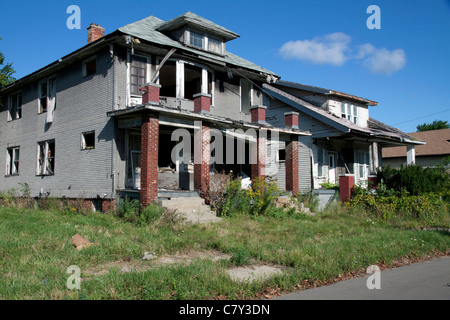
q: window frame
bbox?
[82,56,97,77]
[36,140,55,176]
[128,53,151,98]
[38,77,56,114]
[341,103,358,124]
[8,92,22,121]
[6,146,20,176]
[81,131,96,150]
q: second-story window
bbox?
[130,55,148,96]
[39,78,56,114]
[8,93,22,121]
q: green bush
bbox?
[378,163,450,196]
[217,177,283,217]
[116,197,168,226]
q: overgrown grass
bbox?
[0,204,449,300]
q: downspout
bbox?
[110,44,116,199]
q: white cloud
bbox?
[279,33,406,75]
[356,43,407,75]
[279,32,351,66]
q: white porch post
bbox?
[406,145,415,165]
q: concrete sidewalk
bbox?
[273,257,450,300]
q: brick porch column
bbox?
[140,113,159,206]
[251,130,266,179]
[139,83,161,104]
[286,135,299,195]
[193,93,211,114]
[194,122,210,198]
[250,105,267,124]
[339,174,355,202]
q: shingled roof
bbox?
[383,128,450,158]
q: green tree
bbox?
[416,120,450,132]
[0,37,16,88]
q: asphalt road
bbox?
[274,257,450,300]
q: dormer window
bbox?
[341,103,358,125]
[208,37,222,55]
[189,31,204,49]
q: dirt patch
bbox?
[226,265,284,283]
[82,250,232,278]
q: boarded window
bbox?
[130,55,147,95]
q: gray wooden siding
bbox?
[0,47,115,199]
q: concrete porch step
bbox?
[158,196,221,225]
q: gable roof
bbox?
[263,83,423,145]
[118,14,277,77]
[383,128,450,158]
[274,80,378,106]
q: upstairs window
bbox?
[341,103,358,124]
[189,31,204,49]
[8,93,22,121]
[39,78,56,114]
[6,147,20,176]
[208,37,222,55]
[240,79,252,113]
[130,55,148,96]
[83,57,97,77]
[37,140,55,176]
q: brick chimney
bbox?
[87,23,105,43]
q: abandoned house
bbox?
[0,12,423,212]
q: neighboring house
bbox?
[0,12,310,210]
[261,80,425,191]
[382,128,450,168]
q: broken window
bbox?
[130,55,148,95]
[127,132,141,188]
[6,147,20,176]
[37,140,55,176]
[81,131,95,150]
[83,57,97,77]
[8,93,22,121]
[39,80,48,113]
[240,79,252,113]
[278,149,286,162]
[184,64,202,100]
[159,60,177,98]
[39,78,56,118]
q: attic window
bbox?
[208,37,222,54]
[189,31,204,49]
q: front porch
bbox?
[109,86,310,206]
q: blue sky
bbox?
[1,0,449,132]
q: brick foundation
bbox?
[140,113,159,206]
